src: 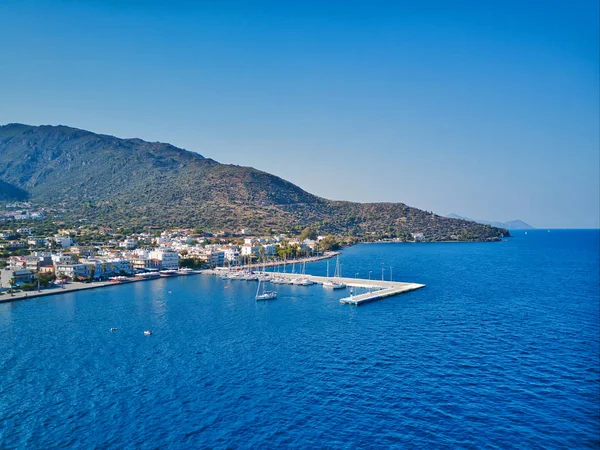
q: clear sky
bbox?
[1,0,598,228]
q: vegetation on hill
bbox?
[0,124,508,241]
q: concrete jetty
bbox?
[338,283,425,305]
[248,271,425,306]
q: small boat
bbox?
[322,280,346,289]
[144,330,152,336]
[160,269,179,276]
[292,277,314,286]
[110,327,118,332]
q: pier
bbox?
[216,269,425,306]
[337,282,425,305]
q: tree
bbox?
[319,235,340,251]
[8,277,16,296]
[299,227,317,241]
[36,272,56,289]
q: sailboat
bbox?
[292,261,315,286]
[255,263,277,300]
[323,256,346,289]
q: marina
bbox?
[214,269,425,305]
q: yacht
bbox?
[292,277,314,286]
[322,280,346,289]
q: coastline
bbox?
[0,272,201,305]
[358,238,506,244]
[0,252,340,305]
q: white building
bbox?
[83,258,133,279]
[261,244,276,256]
[148,248,179,270]
[241,245,259,256]
[52,254,72,264]
[55,263,90,280]
[119,238,137,250]
[224,248,240,264]
[53,235,73,248]
[198,250,225,267]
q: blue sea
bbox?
[1,230,598,448]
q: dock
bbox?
[337,283,425,305]
[244,271,425,306]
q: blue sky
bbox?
[1,0,598,228]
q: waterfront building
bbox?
[55,263,90,280]
[0,268,35,288]
[130,258,159,271]
[197,250,225,267]
[148,248,179,270]
[223,248,240,264]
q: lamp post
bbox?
[390,266,393,282]
[381,267,384,281]
[368,270,372,280]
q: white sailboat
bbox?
[323,255,346,289]
[255,264,277,300]
[292,261,315,286]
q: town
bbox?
[0,216,341,296]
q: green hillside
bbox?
[0,124,508,241]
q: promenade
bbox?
[0,272,201,304]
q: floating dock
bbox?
[250,271,425,306]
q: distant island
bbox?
[0,123,508,242]
[446,213,533,230]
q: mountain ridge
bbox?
[447,213,533,230]
[0,123,508,241]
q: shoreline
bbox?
[0,271,202,305]
[0,253,340,305]
[358,239,506,245]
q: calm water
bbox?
[1,230,598,448]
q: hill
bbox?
[447,213,533,230]
[0,179,30,201]
[0,124,508,241]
